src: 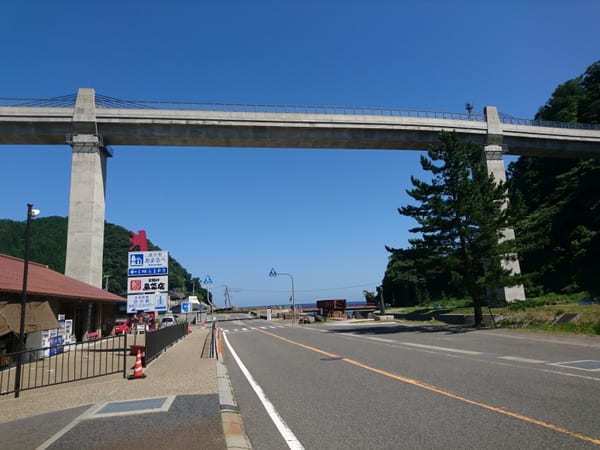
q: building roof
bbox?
[0,254,125,303]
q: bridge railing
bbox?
[0,94,77,108]
[93,94,486,121]
[499,114,600,130]
[2,93,599,130]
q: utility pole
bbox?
[378,285,386,315]
[103,275,111,291]
[15,203,40,398]
[224,286,232,309]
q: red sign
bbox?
[129,230,148,251]
[130,279,142,291]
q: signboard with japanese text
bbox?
[127,276,169,294]
[127,293,153,313]
[128,251,169,276]
[127,292,168,313]
[154,292,168,312]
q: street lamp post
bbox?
[14,203,40,398]
[269,268,295,327]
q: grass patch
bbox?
[389,292,600,336]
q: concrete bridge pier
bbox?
[65,88,109,288]
[484,106,526,302]
[65,135,110,288]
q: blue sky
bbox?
[2,1,599,307]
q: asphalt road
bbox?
[219,313,600,449]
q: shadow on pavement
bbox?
[325,323,475,336]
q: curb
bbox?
[217,360,252,449]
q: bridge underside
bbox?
[2,122,599,159]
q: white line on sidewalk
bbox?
[36,402,106,449]
[222,332,304,450]
[241,328,248,331]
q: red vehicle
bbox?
[114,318,131,335]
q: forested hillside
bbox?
[0,216,207,300]
[382,61,600,306]
[508,61,599,297]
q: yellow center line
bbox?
[258,329,600,447]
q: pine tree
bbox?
[399,132,520,326]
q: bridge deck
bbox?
[1,104,599,157]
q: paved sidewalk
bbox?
[0,326,227,449]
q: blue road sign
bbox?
[128,267,168,276]
[203,275,213,286]
[269,268,277,277]
[181,302,190,313]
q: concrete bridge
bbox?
[2,88,600,301]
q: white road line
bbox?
[549,360,600,372]
[269,326,276,329]
[363,336,396,343]
[222,332,304,450]
[498,356,546,364]
[482,332,600,349]
[259,326,267,329]
[399,342,484,355]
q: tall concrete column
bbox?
[484,106,526,302]
[65,88,110,288]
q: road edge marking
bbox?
[217,359,253,449]
[222,331,304,450]
[258,329,600,447]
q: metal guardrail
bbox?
[0,334,127,397]
[1,93,598,130]
[145,322,187,364]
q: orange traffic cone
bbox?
[128,349,146,379]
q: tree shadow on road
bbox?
[324,323,476,336]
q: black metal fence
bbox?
[0,334,127,397]
[145,322,187,364]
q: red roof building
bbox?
[0,254,125,341]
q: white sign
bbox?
[266,307,272,321]
[127,292,168,313]
[128,251,169,276]
[155,292,168,312]
[127,276,169,294]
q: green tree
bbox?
[508,60,600,296]
[399,132,520,326]
[362,290,377,303]
[0,216,208,299]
